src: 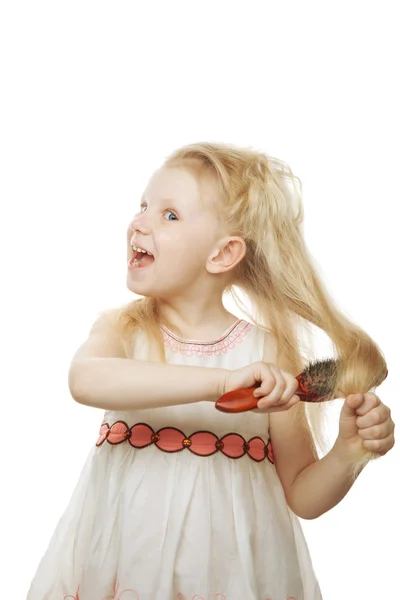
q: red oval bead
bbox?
[96,423,110,446]
[129,423,154,448]
[189,432,219,456]
[220,433,246,458]
[156,427,185,452]
[266,441,275,464]
[247,437,266,462]
[108,421,129,444]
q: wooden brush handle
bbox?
[216,365,389,414]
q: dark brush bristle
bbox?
[299,358,340,399]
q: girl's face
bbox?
[126,166,228,300]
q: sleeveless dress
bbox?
[27,319,322,600]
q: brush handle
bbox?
[215,365,389,414]
[215,374,320,413]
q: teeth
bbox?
[132,244,153,256]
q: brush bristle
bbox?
[299,358,339,399]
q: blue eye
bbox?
[139,203,178,221]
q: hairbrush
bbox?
[216,358,343,413]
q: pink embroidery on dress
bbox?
[65,581,140,600]
[64,589,80,600]
[65,588,296,599]
[178,595,227,600]
[160,320,253,357]
[100,580,140,599]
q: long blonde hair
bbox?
[105,142,387,471]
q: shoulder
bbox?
[260,328,278,363]
[70,308,128,365]
[90,308,126,344]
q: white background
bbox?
[1,1,399,599]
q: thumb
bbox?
[341,393,365,418]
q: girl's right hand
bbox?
[222,361,300,413]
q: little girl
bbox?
[27,142,395,600]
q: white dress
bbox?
[27,319,322,600]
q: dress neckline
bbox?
[159,318,243,345]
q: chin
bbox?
[125,277,153,298]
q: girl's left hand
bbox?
[335,392,395,459]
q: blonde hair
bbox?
[105,141,387,473]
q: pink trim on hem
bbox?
[65,585,297,600]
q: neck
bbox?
[155,298,237,339]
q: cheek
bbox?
[159,244,205,273]
[158,226,214,265]
[180,236,210,263]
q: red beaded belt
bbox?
[96,421,275,464]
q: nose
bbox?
[128,210,150,242]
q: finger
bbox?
[356,404,391,429]
[268,365,288,404]
[362,434,395,455]
[278,370,299,403]
[341,393,365,418]
[357,421,393,440]
[267,365,299,405]
[257,365,286,407]
[353,392,381,417]
[258,394,300,413]
[254,364,276,397]
[272,394,300,411]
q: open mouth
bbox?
[129,245,155,269]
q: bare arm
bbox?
[284,442,365,520]
[265,333,362,520]
[68,313,227,411]
[70,357,228,410]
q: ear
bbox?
[206,237,247,274]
